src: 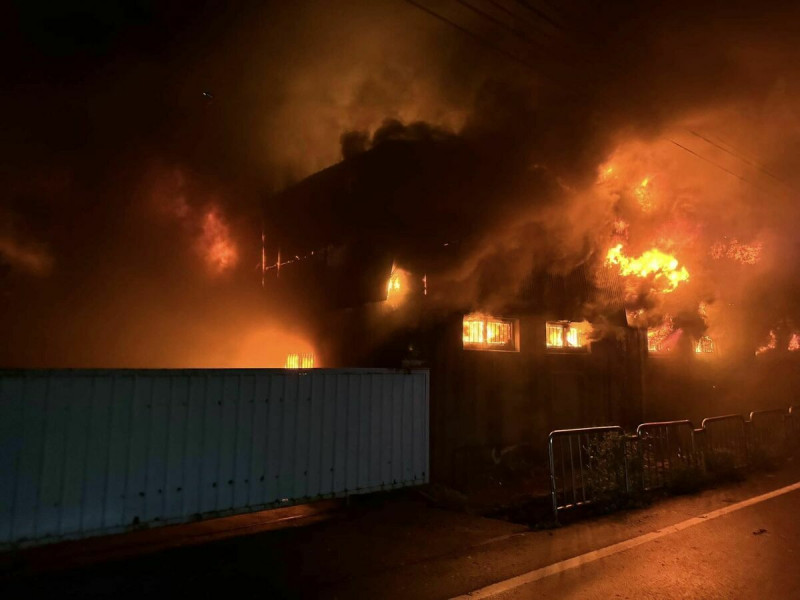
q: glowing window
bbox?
[546,321,591,349]
[285,353,315,369]
[648,316,676,354]
[695,335,715,354]
[463,314,518,351]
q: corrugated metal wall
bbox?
[0,369,429,548]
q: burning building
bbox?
[264,114,800,484]
[266,132,649,484]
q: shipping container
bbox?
[0,369,429,548]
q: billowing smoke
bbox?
[1,0,799,367]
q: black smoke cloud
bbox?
[1,0,799,366]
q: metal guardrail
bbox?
[636,421,701,491]
[749,409,789,461]
[548,426,627,520]
[701,414,749,470]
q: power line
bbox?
[483,0,556,41]
[456,0,547,49]
[667,139,772,193]
[403,1,774,195]
[514,0,564,31]
[687,129,796,192]
[403,0,546,74]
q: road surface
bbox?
[3,466,800,599]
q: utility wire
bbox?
[404,0,546,74]
[456,0,547,49]
[470,3,790,193]
[667,139,771,193]
[688,129,796,192]
[483,0,556,41]
[404,0,779,195]
[514,0,564,30]
[404,0,588,97]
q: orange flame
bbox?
[695,335,715,354]
[605,244,689,292]
[647,316,676,353]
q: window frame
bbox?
[545,320,591,352]
[462,314,520,352]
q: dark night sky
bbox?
[2,0,800,367]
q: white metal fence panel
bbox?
[0,369,429,548]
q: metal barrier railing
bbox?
[693,428,707,460]
[701,414,749,470]
[749,409,789,461]
[548,405,800,521]
[548,426,627,520]
[636,421,701,491]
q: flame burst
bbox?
[605,244,689,292]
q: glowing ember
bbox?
[605,244,689,292]
[634,177,654,211]
[200,208,238,273]
[710,239,762,265]
[789,333,800,352]
[755,330,777,356]
[285,352,314,368]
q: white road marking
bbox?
[452,480,800,599]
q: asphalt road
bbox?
[3,467,800,599]
[468,484,800,599]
